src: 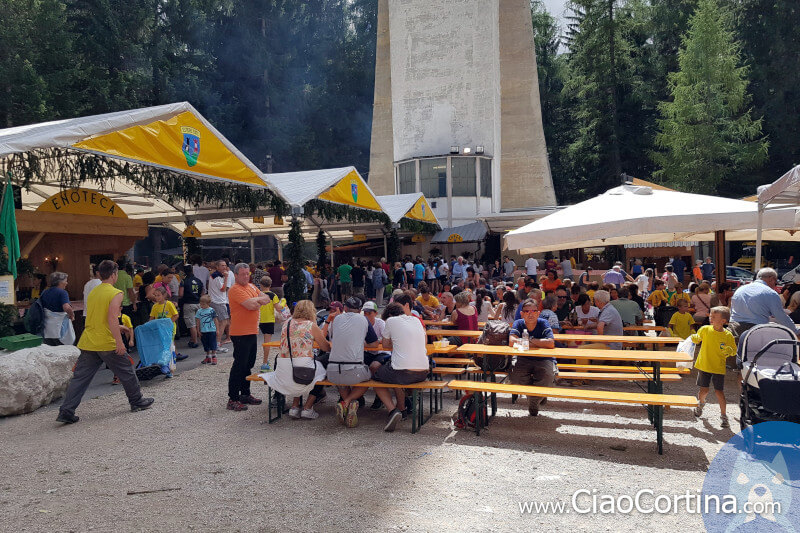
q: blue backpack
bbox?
[24,298,45,335]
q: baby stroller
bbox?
[134,318,176,380]
[737,323,800,430]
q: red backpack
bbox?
[453,393,487,429]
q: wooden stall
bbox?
[16,188,148,301]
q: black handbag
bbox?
[286,319,317,385]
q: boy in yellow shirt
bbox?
[691,306,736,428]
[258,276,283,372]
[669,282,691,307]
[647,279,669,307]
[668,299,695,339]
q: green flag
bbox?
[0,177,20,279]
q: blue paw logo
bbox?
[702,421,799,532]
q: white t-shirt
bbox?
[193,265,210,289]
[329,312,372,364]
[208,271,234,304]
[382,315,428,370]
[438,263,449,276]
[525,257,539,275]
[83,278,102,315]
[560,259,573,276]
[635,274,649,293]
[576,306,600,325]
[366,317,390,355]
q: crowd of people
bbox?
[48,249,796,432]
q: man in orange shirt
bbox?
[227,263,272,411]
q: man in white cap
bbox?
[602,265,626,289]
[362,300,391,410]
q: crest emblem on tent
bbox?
[180,126,201,167]
[350,179,358,203]
[421,203,426,219]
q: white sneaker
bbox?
[288,407,301,419]
[301,408,319,420]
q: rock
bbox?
[0,345,80,416]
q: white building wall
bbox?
[388,0,500,163]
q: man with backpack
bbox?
[508,297,555,417]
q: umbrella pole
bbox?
[754,204,763,274]
[715,230,726,285]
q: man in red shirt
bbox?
[227,263,272,411]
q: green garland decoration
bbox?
[1,148,287,214]
[399,218,439,234]
[304,199,391,227]
[386,228,400,265]
[0,303,16,337]
[283,217,308,306]
[184,237,201,260]
[316,230,327,271]
[0,234,9,276]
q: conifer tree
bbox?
[653,0,767,194]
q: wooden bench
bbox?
[447,380,698,454]
[555,372,682,382]
[246,375,445,433]
[433,358,690,375]
[557,363,690,375]
[262,341,455,356]
[432,357,476,366]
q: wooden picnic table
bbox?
[456,343,690,439]
[262,340,455,355]
[426,329,683,345]
[623,325,666,332]
[554,333,681,344]
[423,320,487,328]
[456,343,688,397]
[456,344,691,364]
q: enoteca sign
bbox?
[36,188,127,218]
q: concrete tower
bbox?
[368,0,556,230]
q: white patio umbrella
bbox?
[755,165,800,271]
[504,184,799,255]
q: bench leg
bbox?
[268,387,285,424]
[411,389,420,434]
[475,391,483,436]
[655,405,664,455]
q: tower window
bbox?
[451,157,476,197]
[398,161,415,194]
[420,158,447,198]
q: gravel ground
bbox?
[0,345,738,532]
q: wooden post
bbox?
[714,230,726,284]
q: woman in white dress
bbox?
[263,300,329,419]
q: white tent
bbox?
[376,192,440,226]
[0,102,274,222]
[504,184,799,254]
[755,165,800,269]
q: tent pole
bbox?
[250,237,255,264]
[715,230,726,285]
[754,204,763,274]
[276,238,283,262]
[384,234,388,259]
